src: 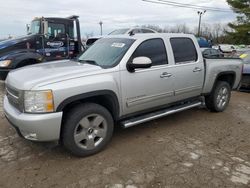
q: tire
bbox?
[62,103,114,157]
[205,81,231,112]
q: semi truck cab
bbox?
[0,15,83,80]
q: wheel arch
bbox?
[215,71,236,89]
[11,51,43,68]
[202,71,236,96]
[15,58,41,68]
[56,90,120,121]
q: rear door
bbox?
[120,38,174,115]
[169,37,204,101]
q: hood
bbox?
[243,63,250,74]
[6,60,102,90]
[0,35,35,59]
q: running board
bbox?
[121,101,202,128]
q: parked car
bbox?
[85,28,158,48]
[201,48,224,58]
[109,27,157,35]
[214,44,236,53]
[4,33,242,157]
[240,51,250,89]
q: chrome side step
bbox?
[121,101,202,128]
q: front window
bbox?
[78,38,135,68]
[29,20,41,35]
[131,38,168,66]
[47,23,66,38]
[109,29,130,35]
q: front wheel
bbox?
[62,103,114,157]
[205,81,231,112]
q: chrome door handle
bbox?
[160,72,172,78]
[193,67,202,72]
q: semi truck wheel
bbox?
[62,103,114,157]
[205,81,231,112]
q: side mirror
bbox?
[127,57,152,72]
[26,24,30,34]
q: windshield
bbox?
[78,38,135,68]
[28,20,41,35]
[109,29,129,35]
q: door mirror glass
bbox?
[127,56,152,72]
[26,24,30,34]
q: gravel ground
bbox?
[0,81,250,188]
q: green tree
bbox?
[227,0,250,44]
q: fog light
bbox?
[22,132,38,140]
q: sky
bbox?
[0,0,237,38]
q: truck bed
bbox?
[202,57,243,94]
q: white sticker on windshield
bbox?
[111,43,125,48]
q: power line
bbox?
[158,0,233,12]
[142,0,234,12]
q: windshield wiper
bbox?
[78,59,101,67]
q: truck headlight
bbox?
[0,60,12,67]
[24,90,54,113]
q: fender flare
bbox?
[214,71,236,87]
[203,71,236,96]
[56,90,120,119]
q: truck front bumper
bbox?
[3,96,63,141]
[0,69,11,80]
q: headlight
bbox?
[0,60,12,67]
[24,90,54,113]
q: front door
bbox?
[120,38,174,115]
[43,22,69,61]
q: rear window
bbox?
[141,29,155,33]
[170,38,198,63]
[109,29,129,35]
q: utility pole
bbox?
[99,21,103,36]
[197,10,206,37]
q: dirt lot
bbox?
[0,81,250,188]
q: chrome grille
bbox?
[6,85,21,111]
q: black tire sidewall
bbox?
[62,103,114,157]
[212,81,231,112]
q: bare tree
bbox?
[135,23,230,44]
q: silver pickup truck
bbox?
[3,33,242,156]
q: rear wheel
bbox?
[62,103,114,157]
[205,81,231,112]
